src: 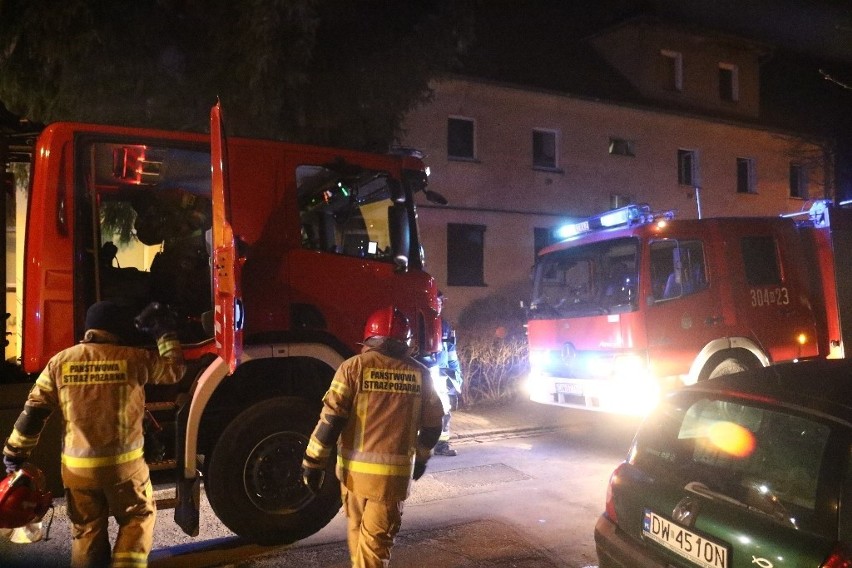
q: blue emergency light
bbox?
[554,204,661,241]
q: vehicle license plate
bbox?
[643,510,728,568]
[555,382,582,395]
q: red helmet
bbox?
[363,306,412,345]
[0,465,53,529]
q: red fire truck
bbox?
[0,105,442,544]
[526,202,852,416]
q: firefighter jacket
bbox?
[3,329,185,489]
[305,346,444,502]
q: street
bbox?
[1,409,640,568]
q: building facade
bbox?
[399,21,829,325]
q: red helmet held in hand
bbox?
[363,306,412,346]
[0,465,53,529]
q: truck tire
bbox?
[205,396,340,545]
[699,349,761,382]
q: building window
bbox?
[610,194,633,209]
[447,117,475,160]
[609,138,635,157]
[790,164,808,199]
[447,223,486,286]
[736,157,756,194]
[661,50,683,92]
[532,129,558,169]
[677,149,698,186]
[719,63,739,102]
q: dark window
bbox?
[609,138,635,157]
[736,158,755,194]
[719,66,735,101]
[661,50,683,91]
[534,227,554,263]
[790,164,808,199]
[447,118,475,160]
[741,236,781,285]
[678,150,696,185]
[532,129,557,169]
[610,194,633,209]
[447,223,485,286]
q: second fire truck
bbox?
[526,202,852,415]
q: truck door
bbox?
[731,223,819,362]
[210,103,244,371]
[644,236,723,379]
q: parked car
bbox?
[595,359,852,568]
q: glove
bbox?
[3,454,24,475]
[413,460,427,481]
[302,465,325,493]
[135,302,177,338]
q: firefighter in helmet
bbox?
[2,301,185,568]
[433,290,462,456]
[302,306,444,568]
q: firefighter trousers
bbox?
[342,486,404,568]
[65,467,156,568]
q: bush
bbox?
[454,293,529,406]
[458,294,526,342]
[457,335,528,405]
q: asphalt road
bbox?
[0,410,639,568]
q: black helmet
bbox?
[84,301,129,339]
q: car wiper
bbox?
[684,481,797,529]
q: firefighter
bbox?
[2,301,185,568]
[301,306,444,568]
[433,290,462,456]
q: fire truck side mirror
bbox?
[389,203,409,272]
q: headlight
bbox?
[586,353,660,415]
[528,349,558,371]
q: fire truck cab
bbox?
[2,107,442,544]
[526,202,852,416]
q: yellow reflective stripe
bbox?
[354,394,369,451]
[7,429,39,449]
[337,455,412,477]
[62,447,144,468]
[118,383,131,437]
[306,438,331,460]
[157,336,181,357]
[112,551,148,567]
[35,373,53,392]
[328,379,350,397]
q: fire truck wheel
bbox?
[699,349,761,382]
[205,396,340,545]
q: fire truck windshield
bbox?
[530,237,639,318]
[297,164,400,261]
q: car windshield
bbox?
[632,395,834,537]
[530,237,639,318]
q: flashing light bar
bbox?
[554,204,673,241]
[782,199,852,229]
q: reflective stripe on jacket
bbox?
[306,347,444,502]
[4,329,184,488]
